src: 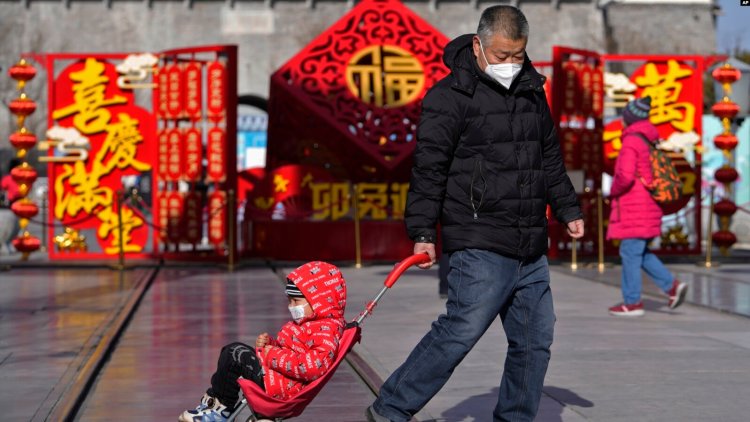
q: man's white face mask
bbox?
[479,39,522,89]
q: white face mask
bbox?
[479,40,522,89]
[289,303,307,323]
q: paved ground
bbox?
[1,256,749,421]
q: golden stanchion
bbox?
[116,190,125,271]
[570,238,578,271]
[597,189,606,273]
[698,185,718,268]
[227,189,236,272]
[352,184,362,269]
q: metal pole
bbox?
[571,238,578,271]
[227,189,236,272]
[352,183,362,269]
[597,189,605,273]
[699,185,717,268]
[116,190,125,271]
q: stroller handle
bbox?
[384,253,432,288]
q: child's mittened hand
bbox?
[256,333,270,348]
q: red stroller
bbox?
[227,254,430,422]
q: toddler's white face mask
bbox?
[289,304,307,323]
[479,39,522,89]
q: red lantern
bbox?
[714,199,738,217]
[712,230,737,249]
[8,59,37,84]
[10,164,38,185]
[713,133,738,151]
[11,199,39,219]
[12,235,41,253]
[714,167,739,185]
[8,130,37,150]
[711,101,740,120]
[712,63,741,85]
[9,95,37,117]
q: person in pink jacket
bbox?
[179,261,347,421]
[606,96,688,317]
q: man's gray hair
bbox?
[477,5,529,42]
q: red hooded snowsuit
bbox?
[606,120,663,240]
[258,262,347,399]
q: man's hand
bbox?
[414,242,436,269]
[566,219,585,239]
[256,333,270,348]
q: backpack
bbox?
[635,133,682,205]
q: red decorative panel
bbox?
[157,129,169,178]
[208,190,226,245]
[156,67,169,118]
[266,0,450,180]
[166,191,183,243]
[166,64,183,119]
[184,62,202,120]
[206,127,226,183]
[166,128,182,181]
[184,191,203,244]
[206,61,226,122]
[184,128,202,182]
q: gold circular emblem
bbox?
[345,45,425,108]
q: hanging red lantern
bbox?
[711,63,741,86]
[10,164,38,186]
[12,234,41,254]
[8,59,37,86]
[9,129,37,150]
[9,94,37,117]
[711,101,740,120]
[713,133,738,151]
[10,199,39,219]
[711,230,737,249]
[714,166,739,185]
[713,199,738,218]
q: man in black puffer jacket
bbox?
[366,6,584,422]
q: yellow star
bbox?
[274,174,290,193]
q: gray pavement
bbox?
[1,258,749,421]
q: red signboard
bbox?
[184,192,203,244]
[206,61,226,122]
[206,127,226,182]
[184,127,202,182]
[208,190,226,246]
[157,191,168,241]
[184,62,202,120]
[166,64,183,119]
[156,66,169,118]
[166,191,183,243]
[166,128,182,181]
[157,129,169,178]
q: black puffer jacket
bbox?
[405,34,583,259]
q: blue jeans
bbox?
[373,249,555,422]
[619,238,674,304]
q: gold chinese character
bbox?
[635,60,695,132]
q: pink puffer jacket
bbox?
[606,120,663,240]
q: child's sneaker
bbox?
[178,395,231,422]
[608,302,645,317]
[667,280,688,309]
